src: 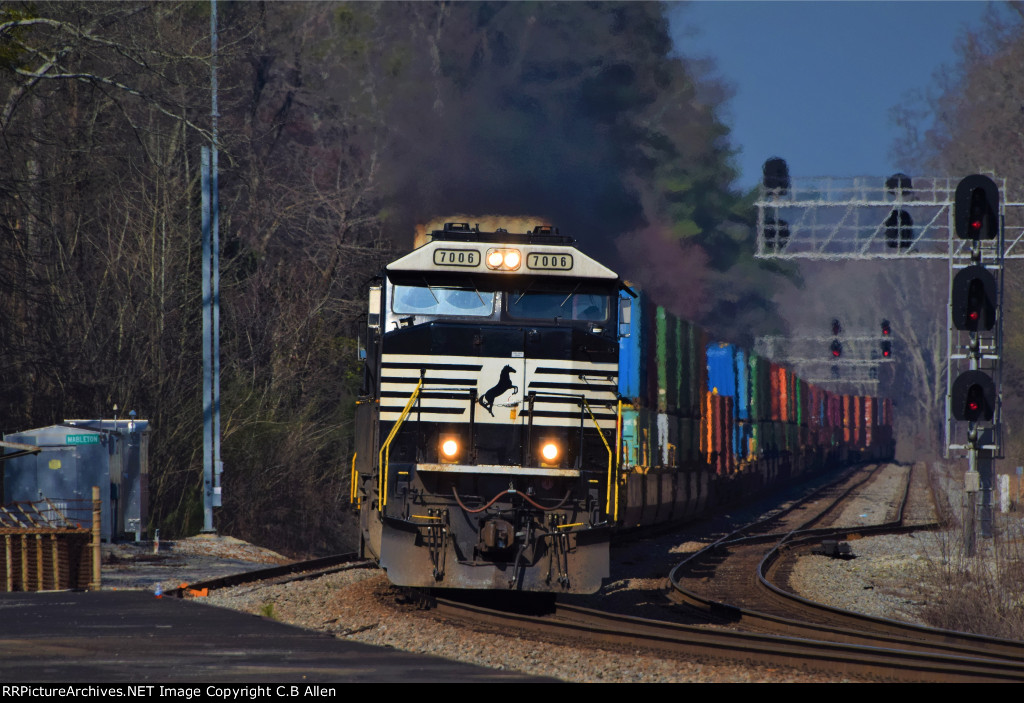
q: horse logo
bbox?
[479,365,518,417]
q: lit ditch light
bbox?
[485,248,522,271]
[539,441,560,467]
[440,438,460,463]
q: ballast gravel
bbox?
[194,464,939,683]
[201,567,855,683]
[134,462,988,682]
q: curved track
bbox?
[431,594,1024,682]
[667,462,1024,675]
[173,464,1024,681]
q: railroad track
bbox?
[431,595,1024,683]
[171,463,1024,681]
[170,551,373,596]
[671,462,920,615]
[667,462,1024,678]
[422,463,1024,681]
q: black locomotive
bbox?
[352,222,894,594]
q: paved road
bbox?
[0,591,552,683]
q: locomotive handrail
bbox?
[526,390,617,518]
[613,399,622,520]
[349,452,358,505]
[581,397,614,519]
[378,378,424,511]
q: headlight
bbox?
[485,248,522,271]
[541,442,559,463]
[440,438,459,461]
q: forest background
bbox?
[0,1,1019,556]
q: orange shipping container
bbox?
[865,398,875,448]
[842,395,853,444]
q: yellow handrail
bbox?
[349,453,358,505]
[581,397,614,520]
[378,379,424,512]
[614,400,622,521]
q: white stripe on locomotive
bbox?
[380,353,617,428]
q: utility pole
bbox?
[201,0,222,533]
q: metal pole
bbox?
[965,453,978,557]
[979,429,994,539]
[210,0,223,513]
[200,0,222,533]
[201,146,213,533]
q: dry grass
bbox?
[915,463,1024,640]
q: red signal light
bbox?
[953,266,996,331]
[952,371,995,422]
[955,176,999,240]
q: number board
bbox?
[526,252,573,271]
[433,249,480,267]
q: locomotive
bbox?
[351,221,894,594]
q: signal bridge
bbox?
[792,367,883,385]
[755,334,895,364]
[755,334,893,389]
[755,175,1024,260]
[756,164,1006,548]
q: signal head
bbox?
[952,265,997,331]
[885,209,914,249]
[762,157,790,194]
[951,370,996,423]
[954,174,999,240]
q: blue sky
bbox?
[668,1,997,190]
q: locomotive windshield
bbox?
[392,283,495,317]
[506,288,609,322]
[387,274,614,325]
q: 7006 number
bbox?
[526,253,573,270]
[433,249,480,267]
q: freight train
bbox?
[350,222,894,594]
